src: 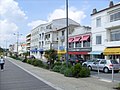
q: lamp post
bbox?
[14,32,22,55]
[66,0,69,67]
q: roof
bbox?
[91,3,120,16]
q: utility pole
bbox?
[66,0,69,67]
[14,32,22,55]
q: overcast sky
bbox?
[0,0,120,48]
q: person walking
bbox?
[0,56,5,71]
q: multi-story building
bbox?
[91,1,120,61]
[26,33,31,52]
[30,18,80,59]
[68,26,91,60]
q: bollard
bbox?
[97,62,100,78]
[112,66,114,82]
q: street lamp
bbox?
[14,32,22,55]
[66,0,69,66]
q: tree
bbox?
[44,49,57,68]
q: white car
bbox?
[87,59,120,73]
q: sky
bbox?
[0,0,120,48]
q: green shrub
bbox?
[33,60,38,66]
[51,61,62,69]
[79,67,90,77]
[72,63,82,78]
[114,83,120,90]
[64,68,73,77]
[36,60,44,67]
[31,59,36,65]
[60,65,67,74]
[43,64,49,69]
[52,65,62,72]
[27,59,32,64]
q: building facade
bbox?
[68,26,91,61]
[26,33,31,52]
[30,18,80,59]
[91,1,120,61]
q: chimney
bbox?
[109,1,114,7]
[92,8,97,14]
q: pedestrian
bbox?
[0,56,5,71]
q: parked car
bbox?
[68,56,84,65]
[82,59,97,67]
[87,59,120,73]
[29,55,36,59]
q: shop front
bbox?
[103,47,120,63]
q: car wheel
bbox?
[103,67,109,73]
[88,66,92,71]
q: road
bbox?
[91,70,120,82]
[0,59,56,90]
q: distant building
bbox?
[18,43,27,55]
[26,33,31,52]
[91,1,120,60]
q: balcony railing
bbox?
[68,47,92,52]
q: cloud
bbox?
[0,20,18,46]
[0,0,27,47]
[28,6,86,29]
[0,0,27,22]
[28,20,47,29]
[48,6,86,23]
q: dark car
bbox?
[29,55,36,59]
[68,56,84,65]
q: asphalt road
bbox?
[0,59,56,90]
[91,70,120,82]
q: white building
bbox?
[26,33,31,52]
[67,26,91,60]
[30,18,80,59]
[18,43,27,55]
[91,1,120,60]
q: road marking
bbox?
[99,79,112,83]
[8,58,63,90]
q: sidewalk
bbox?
[6,57,118,90]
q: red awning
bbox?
[68,38,74,42]
[80,35,90,41]
[73,37,81,42]
[68,51,88,55]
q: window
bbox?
[96,36,102,44]
[100,60,106,64]
[75,42,81,48]
[110,12,120,22]
[111,30,120,41]
[96,17,101,27]
[69,43,74,48]
[83,41,90,47]
[62,30,65,36]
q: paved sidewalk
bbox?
[4,57,119,90]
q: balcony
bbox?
[105,20,120,29]
[105,40,120,47]
[68,47,92,52]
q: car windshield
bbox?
[110,60,119,64]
